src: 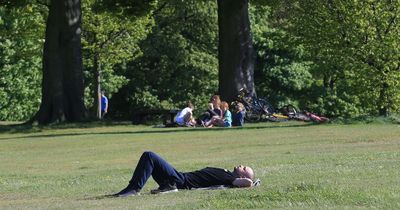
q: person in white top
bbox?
[174,102,196,126]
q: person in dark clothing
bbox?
[210,95,223,118]
[197,95,223,126]
[197,103,219,126]
[232,102,246,126]
[113,151,255,197]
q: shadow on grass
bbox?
[0,120,133,134]
[0,123,35,133]
[0,122,316,141]
[81,194,118,200]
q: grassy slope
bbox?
[0,122,399,209]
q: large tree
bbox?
[217,0,256,102]
[35,0,86,124]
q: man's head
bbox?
[233,165,254,180]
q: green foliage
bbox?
[0,4,46,121]
[0,0,398,121]
[311,92,361,118]
[0,0,46,8]
[81,0,153,111]
[249,1,399,117]
[113,0,219,118]
[250,5,314,108]
[289,0,400,116]
[268,62,313,92]
[94,0,158,16]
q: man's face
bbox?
[234,165,254,180]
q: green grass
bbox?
[0,122,399,209]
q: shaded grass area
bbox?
[0,122,399,209]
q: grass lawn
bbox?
[0,122,399,209]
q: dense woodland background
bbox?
[0,0,399,122]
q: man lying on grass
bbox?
[112,151,255,197]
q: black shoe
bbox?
[150,183,178,194]
[113,187,140,197]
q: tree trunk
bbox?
[96,67,102,119]
[217,0,256,102]
[35,0,86,125]
[378,82,389,116]
[93,53,102,119]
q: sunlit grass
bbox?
[0,122,399,209]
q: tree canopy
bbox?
[0,0,399,122]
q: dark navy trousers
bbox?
[127,151,186,191]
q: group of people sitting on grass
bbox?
[174,95,245,128]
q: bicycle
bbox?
[280,104,329,123]
[235,88,275,122]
